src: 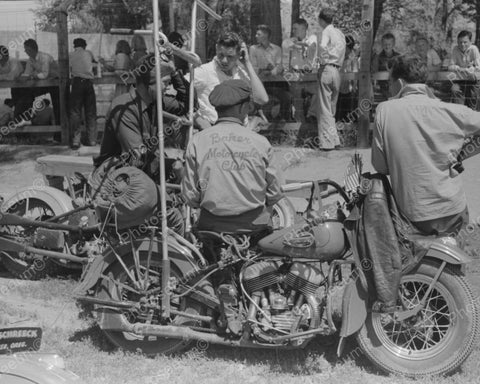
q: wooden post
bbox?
[356,0,374,148]
[56,8,69,145]
[197,7,207,62]
[169,0,175,32]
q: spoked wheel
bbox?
[1,198,65,279]
[271,197,296,230]
[356,259,479,377]
[95,243,203,355]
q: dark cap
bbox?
[209,79,251,109]
[73,38,87,48]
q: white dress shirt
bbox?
[318,24,346,67]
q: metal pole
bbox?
[185,0,198,235]
[152,0,170,318]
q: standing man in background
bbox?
[315,8,346,150]
[69,38,97,149]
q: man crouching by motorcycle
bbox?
[94,54,185,235]
[181,79,284,234]
[372,55,480,242]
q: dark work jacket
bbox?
[344,174,423,309]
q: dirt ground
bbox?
[1,144,480,384]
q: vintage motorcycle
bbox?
[0,153,297,280]
[73,171,479,378]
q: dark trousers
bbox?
[11,86,60,123]
[70,77,97,145]
[452,81,479,110]
[263,81,293,121]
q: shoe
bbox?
[71,143,80,150]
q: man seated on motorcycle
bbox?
[372,55,480,239]
[181,79,284,234]
[95,54,185,235]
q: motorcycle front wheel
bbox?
[95,250,203,355]
[356,259,479,377]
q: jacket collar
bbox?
[390,83,437,100]
[216,117,244,125]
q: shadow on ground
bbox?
[0,144,73,164]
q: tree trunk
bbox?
[476,0,480,47]
[250,0,282,46]
[373,0,386,40]
[291,0,300,36]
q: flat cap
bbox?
[209,79,251,108]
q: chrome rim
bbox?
[371,275,456,360]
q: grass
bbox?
[1,257,480,384]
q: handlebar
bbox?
[281,179,350,203]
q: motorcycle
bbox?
[0,154,296,280]
[73,170,479,377]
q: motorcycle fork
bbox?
[394,260,447,322]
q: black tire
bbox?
[356,259,479,377]
[272,197,296,229]
[1,198,64,280]
[95,251,203,355]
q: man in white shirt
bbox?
[249,24,292,121]
[192,32,268,129]
[282,18,317,72]
[448,30,480,109]
[0,46,23,81]
[415,37,441,72]
[315,8,346,150]
[12,39,60,124]
[69,38,97,149]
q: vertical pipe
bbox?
[56,8,69,145]
[153,0,170,318]
[185,0,198,235]
[169,0,175,33]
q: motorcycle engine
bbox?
[242,260,325,339]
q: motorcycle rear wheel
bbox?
[1,198,65,280]
[96,253,203,355]
[356,259,479,377]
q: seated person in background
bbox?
[336,35,359,122]
[372,33,401,100]
[0,46,23,81]
[192,32,268,130]
[100,40,133,97]
[12,39,59,123]
[414,37,441,72]
[182,79,284,233]
[448,30,480,109]
[282,18,317,72]
[249,24,292,121]
[31,98,55,126]
[372,33,401,72]
[0,98,14,127]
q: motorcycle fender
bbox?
[1,186,73,215]
[424,241,472,265]
[339,274,369,338]
[74,235,201,296]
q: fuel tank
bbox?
[257,220,348,261]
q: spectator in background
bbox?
[192,32,268,129]
[12,39,59,124]
[0,46,23,81]
[69,38,97,149]
[131,34,148,66]
[168,32,189,74]
[336,35,359,122]
[372,33,401,100]
[282,18,317,72]
[315,8,346,150]
[250,24,292,121]
[414,37,441,72]
[372,33,401,72]
[31,98,55,126]
[0,98,14,127]
[448,30,480,109]
[100,40,133,97]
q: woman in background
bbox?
[100,40,133,97]
[131,35,148,66]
